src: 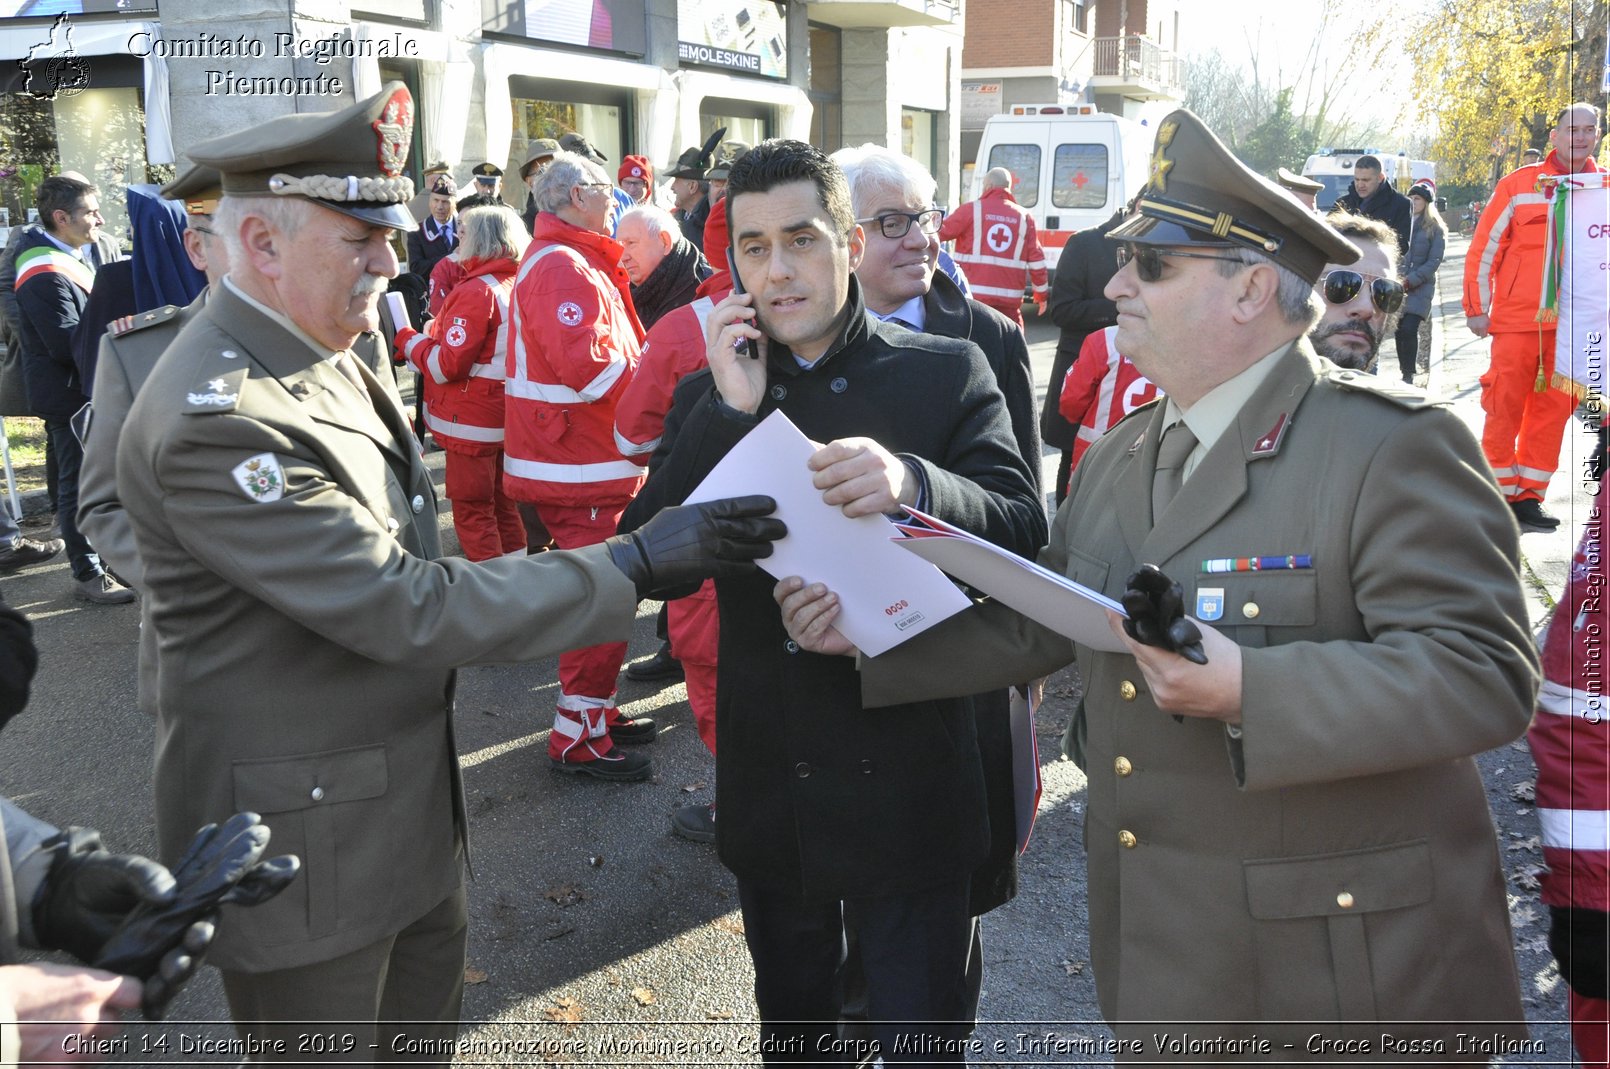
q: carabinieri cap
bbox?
[1110,108,1359,284]
[186,81,417,232]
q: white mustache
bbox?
[350,274,389,299]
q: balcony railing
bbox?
[1091,35,1185,95]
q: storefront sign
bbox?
[482,0,648,56]
[677,0,787,79]
[961,81,1002,129]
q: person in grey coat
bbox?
[1393,183,1446,383]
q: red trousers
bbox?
[668,581,718,755]
[444,451,525,562]
[1575,989,1609,1069]
[1480,330,1574,503]
[538,503,631,762]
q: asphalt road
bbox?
[0,237,1587,1064]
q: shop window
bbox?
[901,109,937,180]
[698,98,771,149]
[512,99,625,166]
[0,85,157,248]
[808,22,841,152]
[985,143,1040,208]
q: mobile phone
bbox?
[726,247,760,359]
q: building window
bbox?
[0,55,157,247]
[808,22,842,153]
[1066,0,1089,34]
[901,108,937,179]
[699,98,772,150]
[508,77,631,176]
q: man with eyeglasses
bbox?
[1465,102,1605,532]
[1306,212,1403,372]
[505,149,658,782]
[778,108,1535,1045]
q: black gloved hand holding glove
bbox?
[606,495,786,599]
[1120,564,1208,665]
[34,812,299,1020]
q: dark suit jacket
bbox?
[621,279,1044,901]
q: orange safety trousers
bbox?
[1479,329,1574,503]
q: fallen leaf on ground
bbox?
[544,997,583,1023]
[713,916,745,936]
[682,781,708,793]
[545,884,587,907]
[631,987,656,1006]
[464,966,488,985]
[1510,779,1536,803]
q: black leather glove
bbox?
[32,826,178,965]
[605,495,786,599]
[92,812,299,1020]
[1120,564,1208,665]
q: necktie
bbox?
[332,350,371,402]
[1151,420,1198,522]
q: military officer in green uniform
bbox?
[116,83,781,1059]
[777,109,1536,1052]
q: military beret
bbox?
[185,82,416,232]
[471,162,503,179]
[429,174,458,197]
[522,138,560,177]
[1109,109,1360,284]
[160,163,224,217]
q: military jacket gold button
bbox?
[1114,756,1133,776]
[1119,680,1137,701]
[1118,830,1137,849]
[1242,601,1260,619]
[1336,891,1355,909]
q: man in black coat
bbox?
[620,140,1044,1065]
[12,174,132,604]
[1337,154,1412,253]
[1044,205,1125,503]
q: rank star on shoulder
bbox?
[208,378,228,392]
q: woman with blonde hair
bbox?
[394,204,530,560]
[1395,182,1446,383]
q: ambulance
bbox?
[968,104,1153,260]
[1301,149,1436,211]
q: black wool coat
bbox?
[621,279,1044,900]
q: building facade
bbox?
[959,0,1185,172]
[0,0,967,246]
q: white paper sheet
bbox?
[684,411,971,657]
[894,506,1129,653]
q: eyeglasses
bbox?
[1115,242,1246,282]
[575,182,612,194]
[1320,270,1405,314]
[856,209,944,239]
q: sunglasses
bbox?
[1320,270,1405,314]
[1115,242,1245,282]
[856,209,944,239]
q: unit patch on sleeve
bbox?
[231,453,285,503]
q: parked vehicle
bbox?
[1302,149,1436,211]
[969,105,1152,261]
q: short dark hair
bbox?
[724,139,855,243]
[1353,155,1383,173]
[1324,208,1400,264]
[36,175,96,234]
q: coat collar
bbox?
[1120,339,1320,563]
[763,274,872,379]
[921,270,972,337]
[206,282,410,464]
